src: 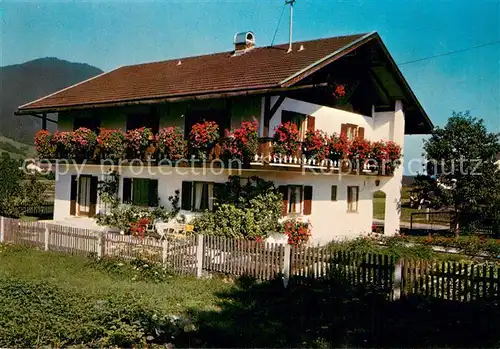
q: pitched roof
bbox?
[17,32,433,134]
[18,33,368,111]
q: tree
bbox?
[417,111,500,234]
[0,153,23,217]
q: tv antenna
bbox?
[285,0,296,53]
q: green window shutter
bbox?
[331,185,338,201]
[148,179,159,207]
[181,181,193,210]
[70,175,77,215]
[133,178,150,207]
[122,178,132,203]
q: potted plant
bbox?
[272,122,301,157]
[125,127,154,161]
[51,131,74,159]
[97,128,126,162]
[385,141,402,175]
[350,136,371,171]
[156,127,186,162]
[370,140,388,172]
[331,81,359,111]
[34,130,55,159]
[189,121,220,160]
[224,120,259,165]
[303,129,329,162]
[72,127,97,161]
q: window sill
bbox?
[346,210,359,214]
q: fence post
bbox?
[393,259,403,300]
[196,234,204,278]
[0,216,4,243]
[97,231,105,259]
[44,226,49,251]
[283,244,291,288]
[162,239,168,265]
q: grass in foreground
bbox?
[0,244,231,347]
[1,244,499,348]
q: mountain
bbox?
[0,58,103,144]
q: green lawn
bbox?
[1,244,498,347]
[373,196,426,222]
[0,244,232,347]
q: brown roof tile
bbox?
[19,33,368,111]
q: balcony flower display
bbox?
[369,140,388,171]
[97,128,126,161]
[51,131,74,159]
[125,127,154,160]
[34,130,55,159]
[303,130,329,162]
[327,133,351,161]
[189,121,220,159]
[350,136,372,166]
[385,140,402,174]
[156,127,186,161]
[72,127,97,160]
[224,120,259,163]
[284,219,312,246]
[273,122,301,157]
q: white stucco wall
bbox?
[53,97,406,243]
[53,164,391,245]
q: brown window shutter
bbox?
[89,176,98,217]
[70,175,77,215]
[123,178,132,203]
[307,115,315,132]
[181,181,193,210]
[278,185,288,216]
[303,186,313,215]
[340,123,348,136]
[148,179,159,207]
[358,127,365,139]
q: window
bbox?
[181,181,219,211]
[347,186,359,212]
[287,185,303,215]
[331,185,338,201]
[278,185,313,216]
[341,124,365,141]
[126,112,160,134]
[73,115,101,132]
[122,178,158,207]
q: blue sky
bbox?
[1,0,499,174]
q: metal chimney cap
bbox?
[234,31,255,45]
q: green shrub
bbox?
[0,277,196,347]
[89,256,174,283]
[192,176,283,239]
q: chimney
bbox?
[233,31,255,56]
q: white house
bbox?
[17,31,433,244]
